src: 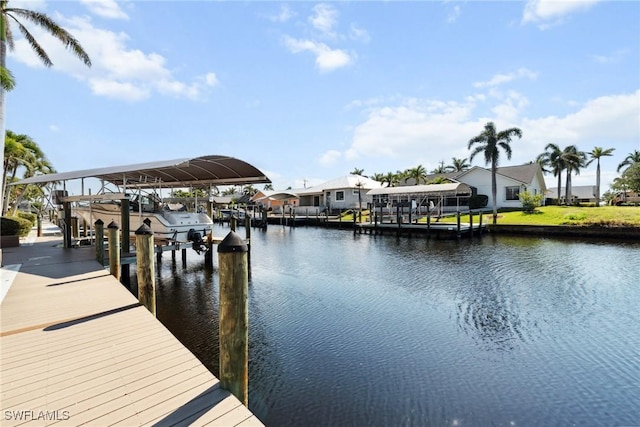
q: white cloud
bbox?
[337,90,639,177]
[349,23,370,43]
[283,36,353,72]
[447,5,461,24]
[474,68,538,88]
[269,4,295,23]
[319,150,342,166]
[80,0,129,20]
[590,49,629,64]
[9,14,218,102]
[309,3,339,38]
[522,0,601,27]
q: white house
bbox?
[291,175,384,214]
[453,163,547,209]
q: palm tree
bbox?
[2,130,54,213]
[1,1,92,213]
[381,171,400,188]
[263,184,274,191]
[370,172,385,183]
[586,146,615,207]
[468,121,522,224]
[350,167,365,176]
[430,161,447,174]
[617,150,640,173]
[406,164,427,185]
[445,157,471,173]
[537,143,564,204]
[562,145,587,205]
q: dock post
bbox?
[120,198,130,286]
[95,219,104,265]
[456,211,461,239]
[353,212,357,236]
[218,231,249,406]
[182,248,187,267]
[107,221,120,281]
[478,212,483,236]
[262,208,268,230]
[427,211,431,238]
[204,232,213,268]
[469,211,473,239]
[135,224,156,316]
[71,217,78,238]
[37,215,42,237]
[245,216,252,278]
[231,215,237,232]
[63,201,72,248]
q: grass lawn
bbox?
[441,206,640,227]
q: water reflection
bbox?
[131,225,640,426]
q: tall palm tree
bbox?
[1,0,92,213]
[562,145,587,205]
[445,157,471,173]
[468,121,522,224]
[587,146,615,207]
[381,171,400,188]
[350,167,365,176]
[617,150,640,173]
[536,143,564,204]
[407,164,427,185]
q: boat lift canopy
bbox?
[12,155,271,189]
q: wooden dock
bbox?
[355,221,487,239]
[0,225,263,426]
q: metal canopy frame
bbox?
[12,155,271,189]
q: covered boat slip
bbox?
[367,182,474,220]
[12,155,271,249]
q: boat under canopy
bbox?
[11,155,270,250]
[13,155,271,188]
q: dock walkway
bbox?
[0,223,262,426]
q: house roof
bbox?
[548,185,596,199]
[295,175,384,195]
[495,163,541,184]
[367,182,472,196]
[12,155,271,189]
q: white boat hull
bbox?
[73,204,213,244]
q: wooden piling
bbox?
[95,219,104,265]
[37,215,42,237]
[135,224,156,316]
[218,231,249,406]
[120,198,130,285]
[107,221,120,281]
[63,201,72,249]
[456,211,461,239]
[71,216,79,238]
[478,212,483,236]
[469,211,474,239]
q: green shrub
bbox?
[16,211,37,226]
[469,194,489,209]
[1,216,32,237]
[519,191,544,213]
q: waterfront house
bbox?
[251,190,298,213]
[277,175,384,215]
[398,163,547,211]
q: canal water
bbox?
[146,224,639,426]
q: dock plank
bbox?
[1,232,263,427]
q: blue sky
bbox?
[6,0,640,194]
